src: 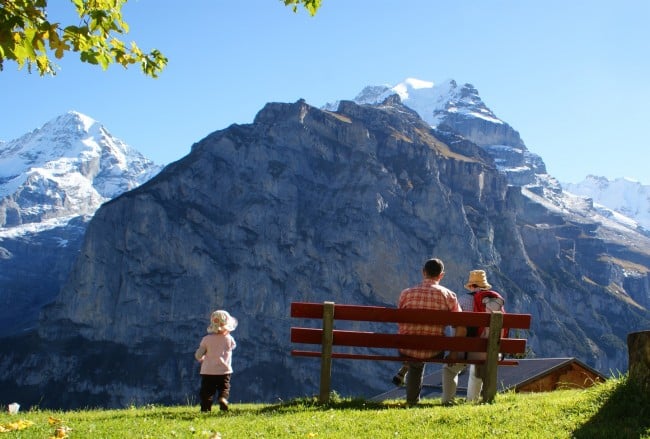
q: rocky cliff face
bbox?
[1,98,649,409]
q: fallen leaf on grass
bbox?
[50,425,72,438]
[0,419,35,432]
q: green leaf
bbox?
[96,51,110,70]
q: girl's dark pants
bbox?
[199,374,231,412]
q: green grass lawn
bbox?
[1,376,648,438]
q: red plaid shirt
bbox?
[398,279,462,359]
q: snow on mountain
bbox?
[563,176,650,231]
[325,77,503,127]
[0,111,162,231]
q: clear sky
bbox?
[2,0,649,184]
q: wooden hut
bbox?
[372,358,607,401]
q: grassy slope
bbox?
[0,376,648,438]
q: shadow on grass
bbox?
[64,395,453,421]
[257,397,392,414]
[572,378,650,439]
[57,400,406,422]
[256,395,451,414]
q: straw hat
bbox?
[464,270,492,291]
[207,310,238,333]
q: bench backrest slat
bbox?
[291,327,527,354]
[290,302,531,329]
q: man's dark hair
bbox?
[422,258,444,278]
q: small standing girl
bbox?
[195,309,238,412]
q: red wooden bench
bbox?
[290,301,532,403]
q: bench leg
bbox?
[319,302,335,403]
[482,311,504,403]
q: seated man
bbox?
[398,258,466,405]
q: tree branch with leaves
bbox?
[0,0,322,77]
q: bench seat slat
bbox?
[290,350,521,365]
[291,327,527,354]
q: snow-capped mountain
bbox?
[327,78,647,235]
[562,176,650,231]
[0,111,161,228]
[0,111,162,336]
[328,77,502,128]
[325,78,546,187]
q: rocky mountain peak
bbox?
[432,81,500,126]
[0,111,162,227]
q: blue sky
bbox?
[2,0,649,184]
